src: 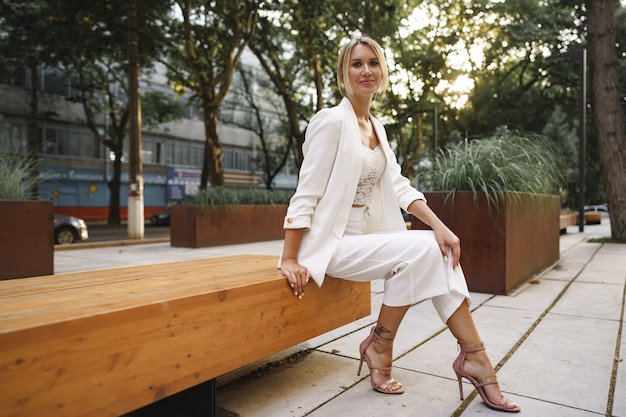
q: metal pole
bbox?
[432,107,438,157]
[416,108,438,157]
[578,49,587,232]
[546,49,587,232]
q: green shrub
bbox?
[0,153,39,200]
[183,186,294,206]
[419,130,564,200]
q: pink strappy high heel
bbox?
[452,340,521,412]
[357,327,404,394]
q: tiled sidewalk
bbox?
[55,220,625,416]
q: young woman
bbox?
[279,35,520,413]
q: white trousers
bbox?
[326,206,471,323]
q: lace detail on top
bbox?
[353,145,386,206]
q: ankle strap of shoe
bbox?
[458,340,485,353]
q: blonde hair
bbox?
[337,35,389,98]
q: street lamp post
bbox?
[547,49,587,232]
[417,107,438,157]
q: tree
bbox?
[67,57,129,224]
[586,0,626,240]
[440,0,582,137]
[141,90,185,128]
[248,0,337,167]
[250,0,413,168]
[0,0,170,223]
[162,0,258,189]
[54,0,170,224]
[542,106,578,207]
[224,64,294,190]
[0,1,61,197]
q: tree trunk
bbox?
[586,1,626,240]
[126,0,144,238]
[201,106,225,188]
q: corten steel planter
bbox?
[170,204,288,248]
[411,191,560,295]
[0,200,54,280]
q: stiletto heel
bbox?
[357,353,365,375]
[456,373,464,400]
[452,340,521,412]
[357,327,404,394]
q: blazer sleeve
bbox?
[283,108,342,229]
[372,117,425,210]
[388,150,426,209]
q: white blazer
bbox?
[282,97,425,286]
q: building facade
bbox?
[1,66,294,221]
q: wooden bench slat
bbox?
[0,255,264,298]
[0,256,284,332]
[0,255,371,417]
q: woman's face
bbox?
[347,43,382,98]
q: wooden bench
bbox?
[560,212,603,233]
[583,212,602,225]
[0,255,371,417]
[560,213,577,232]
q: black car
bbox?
[54,214,89,244]
[150,207,171,226]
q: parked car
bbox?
[584,204,608,214]
[54,214,89,244]
[150,207,171,226]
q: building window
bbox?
[156,142,162,164]
[165,142,175,165]
[142,137,155,164]
[190,143,203,167]
[71,131,94,158]
[223,148,251,172]
[42,127,64,155]
[178,142,191,166]
[42,67,73,96]
[41,127,95,159]
[0,119,27,153]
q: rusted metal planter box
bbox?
[0,200,54,280]
[411,191,560,295]
[170,204,287,248]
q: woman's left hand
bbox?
[407,199,461,269]
[281,258,311,299]
[432,224,461,270]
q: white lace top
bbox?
[353,145,386,206]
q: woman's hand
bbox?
[281,258,311,299]
[432,224,461,270]
[407,199,461,270]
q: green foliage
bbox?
[183,187,294,207]
[141,90,185,128]
[418,128,564,200]
[161,0,259,187]
[1,0,622,214]
[0,154,38,200]
[541,105,579,208]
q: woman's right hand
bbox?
[281,258,311,299]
